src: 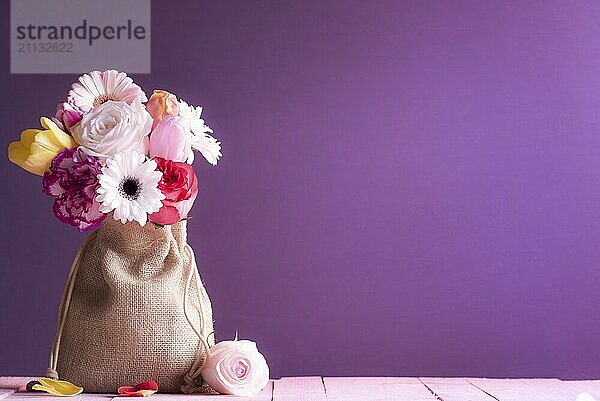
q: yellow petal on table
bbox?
[33,377,83,397]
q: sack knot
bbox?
[46,368,59,379]
[181,372,203,394]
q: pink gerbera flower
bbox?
[68,70,147,113]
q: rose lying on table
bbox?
[201,338,270,397]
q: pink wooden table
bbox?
[1,376,599,400]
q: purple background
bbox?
[1,0,600,379]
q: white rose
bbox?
[71,99,152,160]
[200,340,269,396]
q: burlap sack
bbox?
[46,217,214,393]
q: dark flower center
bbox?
[119,177,141,200]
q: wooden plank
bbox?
[3,376,600,401]
[467,378,559,401]
[420,377,497,401]
[558,380,600,396]
[273,377,326,401]
[517,378,589,400]
[521,379,600,400]
[324,377,436,401]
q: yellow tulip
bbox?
[8,117,77,176]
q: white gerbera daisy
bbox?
[69,70,147,113]
[96,151,164,226]
[178,99,222,165]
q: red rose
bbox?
[149,157,198,225]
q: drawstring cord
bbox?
[181,244,212,393]
[47,232,97,379]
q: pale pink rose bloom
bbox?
[71,99,152,160]
[200,340,269,397]
[148,116,193,163]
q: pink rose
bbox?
[146,89,179,129]
[200,340,269,397]
[149,157,198,225]
[148,116,193,163]
[53,101,83,132]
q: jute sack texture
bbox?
[47,217,214,393]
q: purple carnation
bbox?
[42,147,106,232]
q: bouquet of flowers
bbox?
[7,71,269,396]
[8,69,221,230]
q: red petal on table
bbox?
[118,386,137,395]
[117,381,158,397]
[135,380,158,391]
[117,386,137,397]
[118,392,145,397]
[118,390,156,397]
